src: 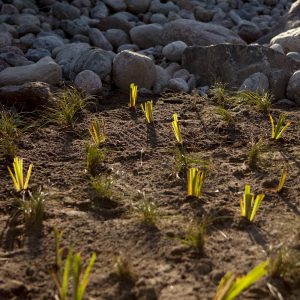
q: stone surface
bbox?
[88,28,113,51]
[270,43,285,54]
[74,70,102,94]
[239,72,269,94]
[168,78,189,92]
[32,35,64,51]
[153,65,171,94]
[287,70,300,104]
[51,2,80,20]
[113,50,156,90]
[26,48,51,62]
[287,51,300,62]
[60,19,90,36]
[0,56,62,86]
[270,27,300,53]
[161,19,246,46]
[97,15,133,33]
[130,24,163,49]
[0,82,52,108]
[105,29,130,49]
[182,44,300,99]
[69,48,113,80]
[162,41,187,62]
[103,0,126,12]
[125,0,150,14]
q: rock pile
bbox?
[0,0,300,104]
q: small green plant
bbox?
[8,156,33,192]
[141,100,154,123]
[113,254,135,281]
[50,88,88,128]
[235,91,271,112]
[276,166,287,193]
[213,82,228,106]
[214,259,269,300]
[86,144,105,175]
[240,184,265,222]
[88,118,106,146]
[269,113,291,140]
[187,167,206,198]
[90,175,113,202]
[129,83,138,109]
[17,187,46,227]
[247,139,266,169]
[216,107,235,125]
[52,229,96,300]
[171,113,183,145]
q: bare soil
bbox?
[0,90,299,300]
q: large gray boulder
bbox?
[125,0,150,14]
[287,70,300,104]
[74,70,102,94]
[0,56,62,86]
[182,44,300,99]
[51,2,80,20]
[270,27,300,53]
[130,24,163,49]
[113,50,156,90]
[161,19,246,46]
[69,48,114,80]
[88,28,113,51]
[162,41,187,62]
[32,36,64,51]
[239,72,269,94]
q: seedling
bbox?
[269,113,291,140]
[187,167,206,198]
[214,259,269,300]
[88,118,106,146]
[247,139,266,169]
[52,229,96,300]
[216,107,235,125]
[86,144,105,175]
[171,113,183,145]
[276,166,287,193]
[129,83,138,109]
[235,91,271,112]
[8,156,33,192]
[113,253,135,281]
[50,88,88,128]
[240,184,264,222]
[141,100,154,123]
[213,82,228,106]
[90,175,113,202]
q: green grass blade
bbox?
[269,114,275,139]
[250,194,265,222]
[61,246,73,300]
[24,163,33,190]
[277,167,287,193]
[276,121,291,139]
[8,166,20,192]
[73,253,82,300]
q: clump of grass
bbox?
[50,87,89,128]
[240,184,265,222]
[86,144,106,175]
[214,259,269,300]
[269,113,291,140]
[90,175,113,202]
[8,156,33,192]
[113,253,135,281]
[216,107,235,125]
[88,118,106,146]
[0,111,22,159]
[141,100,154,123]
[52,229,96,300]
[17,187,46,227]
[213,82,229,106]
[129,83,138,109]
[235,91,272,113]
[187,167,206,198]
[247,139,266,169]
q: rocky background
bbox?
[0,0,300,105]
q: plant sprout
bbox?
[276,166,287,193]
[141,100,154,123]
[88,118,106,146]
[187,168,206,198]
[269,113,291,140]
[8,156,33,192]
[129,83,138,109]
[171,113,183,145]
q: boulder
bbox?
[130,24,163,49]
[103,0,127,12]
[51,2,80,20]
[0,82,52,108]
[239,72,269,94]
[105,29,130,49]
[287,70,300,105]
[270,27,300,53]
[96,15,133,33]
[153,65,171,94]
[182,44,300,99]
[69,48,114,80]
[194,6,214,22]
[161,19,246,46]
[26,48,52,62]
[0,52,33,67]
[162,41,187,62]
[0,56,62,86]
[149,0,179,15]
[74,70,102,94]
[112,50,156,90]
[91,3,109,19]
[32,35,64,51]
[60,19,90,36]
[287,52,300,62]
[168,78,189,92]
[88,28,113,51]
[125,0,150,14]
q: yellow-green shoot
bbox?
[240,184,264,222]
[187,168,205,198]
[141,100,154,123]
[8,156,33,192]
[88,118,106,146]
[269,113,291,140]
[276,166,287,193]
[129,83,138,109]
[214,259,269,300]
[171,113,183,145]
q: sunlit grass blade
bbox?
[250,194,265,222]
[214,260,269,300]
[269,113,291,140]
[277,166,287,193]
[7,157,33,192]
[171,113,183,145]
[88,118,106,146]
[187,168,205,198]
[61,246,73,300]
[129,83,138,109]
[141,100,154,123]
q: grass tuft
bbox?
[86,144,106,176]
